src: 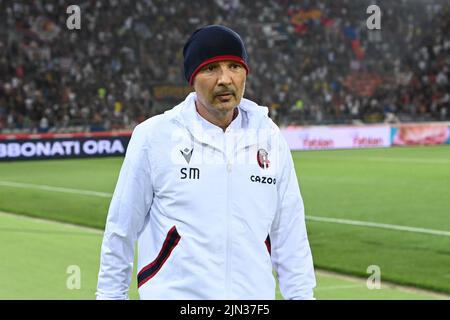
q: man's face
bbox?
[193,60,246,116]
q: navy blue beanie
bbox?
[183,25,249,85]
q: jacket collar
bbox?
[166,92,275,151]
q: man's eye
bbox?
[204,65,216,72]
[230,64,241,69]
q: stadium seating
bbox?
[0,0,448,133]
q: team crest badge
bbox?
[257,149,270,169]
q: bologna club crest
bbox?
[257,149,270,169]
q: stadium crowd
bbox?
[0,0,449,133]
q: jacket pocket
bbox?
[137,226,181,288]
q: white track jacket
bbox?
[96,92,316,299]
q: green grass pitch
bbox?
[0,145,449,299]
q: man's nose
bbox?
[217,65,232,85]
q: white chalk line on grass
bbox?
[315,269,450,299]
[1,180,450,237]
[295,155,450,165]
[306,215,450,237]
[314,284,363,291]
[356,156,450,165]
[0,210,102,234]
[0,180,111,198]
[1,210,449,299]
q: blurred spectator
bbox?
[0,0,449,134]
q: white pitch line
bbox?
[0,211,103,234]
[355,156,450,165]
[1,180,449,237]
[306,215,450,237]
[0,180,112,198]
[295,155,450,165]
[314,269,450,299]
[314,284,363,291]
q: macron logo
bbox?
[180,148,193,164]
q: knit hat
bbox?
[183,25,249,85]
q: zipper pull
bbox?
[227,161,232,172]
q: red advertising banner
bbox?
[391,123,450,146]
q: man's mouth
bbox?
[215,92,234,98]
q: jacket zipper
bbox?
[225,157,232,299]
[225,126,234,299]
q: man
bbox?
[96,25,316,300]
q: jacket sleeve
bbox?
[270,135,316,300]
[96,124,153,299]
